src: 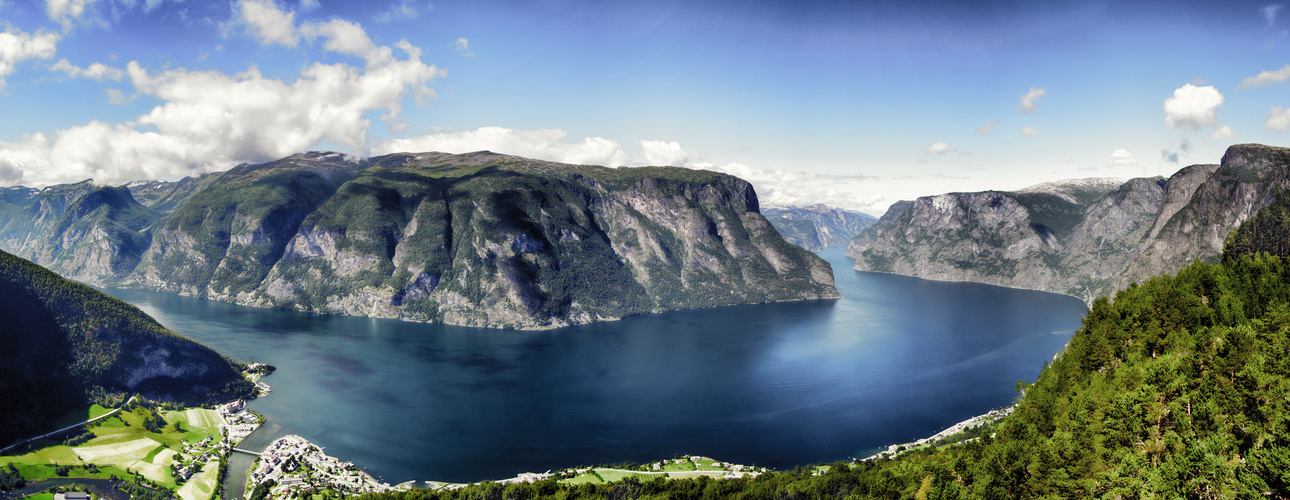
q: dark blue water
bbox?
[104,249,1086,484]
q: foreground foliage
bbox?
[358,193,1290,498]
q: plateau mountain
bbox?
[847,143,1290,302]
[0,151,839,330]
[0,250,254,446]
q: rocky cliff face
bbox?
[765,217,823,251]
[0,151,838,329]
[763,204,877,250]
[847,144,1290,302]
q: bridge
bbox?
[231,448,262,457]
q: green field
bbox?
[659,462,695,473]
[561,474,605,485]
[1,404,228,498]
[595,471,651,483]
[87,405,112,420]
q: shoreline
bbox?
[860,405,1015,462]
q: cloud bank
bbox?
[0,0,442,187]
[376,127,629,167]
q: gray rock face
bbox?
[846,143,1290,303]
[766,217,823,251]
[0,151,839,330]
[763,204,877,249]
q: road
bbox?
[0,395,137,455]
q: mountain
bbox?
[358,160,1290,500]
[847,144,1289,302]
[765,216,823,251]
[0,250,254,446]
[762,204,877,251]
[0,151,839,330]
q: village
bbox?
[245,435,393,499]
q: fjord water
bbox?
[105,249,1086,486]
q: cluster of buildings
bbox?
[246,435,393,499]
[217,399,260,444]
[174,436,221,481]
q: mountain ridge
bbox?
[0,151,839,330]
[762,204,877,251]
[847,143,1286,302]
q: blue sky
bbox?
[0,0,1287,214]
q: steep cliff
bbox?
[766,217,823,251]
[0,250,254,446]
[3,151,838,329]
[847,143,1290,302]
[763,204,877,250]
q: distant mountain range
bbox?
[0,250,253,446]
[0,151,838,329]
[847,143,1290,302]
[763,205,877,251]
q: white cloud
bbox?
[1263,4,1283,24]
[0,28,59,89]
[1238,64,1290,89]
[1268,107,1290,131]
[375,127,629,167]
[299,0,320,12]
[46,0,96,29]
[1212,125,1236,139]
[232,0,299,47]
[640,140,696,166]
[699,163,883,214]
[1163,83,1224,130]
[455,37,472,57]
[375,0,432,23]
[924,142,950,155]
[300,19,384,64]
[1108,148,1136,167]
[976,120,999,134]
[1016,87,1046,114]
[105,88,127,104]
[50,58,123,80]
[1021,126,1039,136]
[0,13,442,187]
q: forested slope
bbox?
[0,250,254,446]
[358,191,1290,498]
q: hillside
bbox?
[763,204,877,251]
[847,143,1290,302]
[0,151,839,329]
[0,250,254,447]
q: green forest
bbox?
[357,192,1290,498]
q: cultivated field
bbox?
[72,436,161,464]
[177,461,220,500]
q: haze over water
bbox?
[105,249,1086,485]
